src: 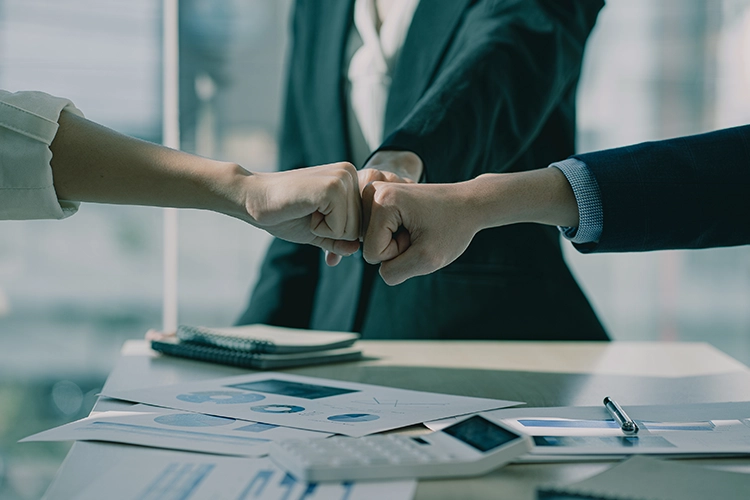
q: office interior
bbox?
[0,0,749,498]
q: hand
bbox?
[361,168,581,284]
[362,150,423,183]
[326,163,413,266]
[361,181,481,285]
[243,162,362,257]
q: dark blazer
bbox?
[573,125,750,253]
[238,0,609,341]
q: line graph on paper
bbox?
[350,398,451,407]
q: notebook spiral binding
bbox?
[152,339,267,369]
[177,325,276,353]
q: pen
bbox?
[603,396,639,435]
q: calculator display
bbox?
[443,416,520,452]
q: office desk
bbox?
[45,341,750,499]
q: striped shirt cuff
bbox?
[549,158,603,244]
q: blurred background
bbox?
[0,0,749,497]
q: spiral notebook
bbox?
[175,324,359,353]
[151,324,362,370]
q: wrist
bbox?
[201,161,256,222]
[467,169,579,232]
[449,179,490,237]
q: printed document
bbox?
[539,455,750,500]
[427,401,750,459]
[22,404,330,457]
[65,446,416,500]
[104,372,520,437]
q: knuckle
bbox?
[324,175,347,194]
[427,254,447,272]
[372,183,398,207]
[339,162,357,175]
[380,268,399,286]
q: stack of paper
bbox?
[26,370,522,500]
[427,401,750,461]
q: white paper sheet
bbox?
[104,372,519,437]
[21,404,330,457]
[68,446,416,500]
[539,455,750,500]
[478,402,750,459]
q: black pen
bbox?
[603,396,639,435]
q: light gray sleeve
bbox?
[0,90,83,220]
[549,158,603,244]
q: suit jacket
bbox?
[238,0,609,341]
[573,125,750,253]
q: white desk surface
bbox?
[45,340,750,499]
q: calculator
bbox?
[269,414,532,482]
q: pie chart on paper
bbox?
[327,413,380,423]
[251,404,305,414]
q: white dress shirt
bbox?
[0,90,82,220]
[345,0,420,167]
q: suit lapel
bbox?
[383,0,472,136]
[310,0,354,161]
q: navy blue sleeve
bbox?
[571,125,750,253]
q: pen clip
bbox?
[603,396,639,435]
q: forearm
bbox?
[467,167,579,232]
[50,110,250,218]
[379,1,603,183]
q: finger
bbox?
[360,181,376,242]
[378,243,439,286]
[357,169,378,196]
[390,227,412,260]
[325,250,342,267]
[343,166,361,241]
[332,239,360,257]
[382,170,411,184]
[362,186,405,264]
[309,236,360,256]
[310,178,347,239]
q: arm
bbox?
[574,125,750,253]
[362,125,750,285]
[49,110,361,255]
[371,0,604,183]
[354,0,603,259]
[362,167,576,285]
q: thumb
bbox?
[362,185,406,264]
[378,241,438,286]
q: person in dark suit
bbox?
[237,0,609,341]
[361,125,750,285]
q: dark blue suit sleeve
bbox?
[572,125,750,253]
[379,0,604,182]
